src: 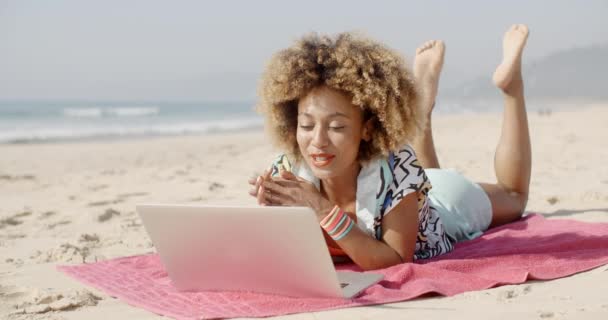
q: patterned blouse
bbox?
[270,144,454,260]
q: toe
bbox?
[514,24,529,35]
[416,42,431,54]
[436,40,445,50]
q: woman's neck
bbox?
[320,162,361,207]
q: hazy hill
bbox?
[443,44,608,100]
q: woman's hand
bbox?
[248,169,273,206]
[261,168,334,219]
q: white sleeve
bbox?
[382,145,430,216]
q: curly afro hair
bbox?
[257,32,421,163]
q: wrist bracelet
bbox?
[320,206,355,241]
[319,205,339,225]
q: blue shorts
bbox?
[425,168,493,242]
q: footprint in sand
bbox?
[31,243,91,263]
[116,191,149,200]
[546,196,559,205]
[175,169,189,176]
[188,196,208,202]
[88,184,109,191]
[100,169,126,176]
[498,289,518,301]
[47,220,71,230]
[4,258,24,266]
[79,233,100,243]
[208,182,225,191]
[0,211,32,229]
[9,288,102,315]
[0,216,23,228]
[121,218,142,229]
[2,233,26,241]
[88,199,124,207]
[39,211,56,219]
[98,208,121,222]
[0,174,36,181]
[497,285,532,302]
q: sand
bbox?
[1,105,607,319]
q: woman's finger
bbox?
[279,168,298,181]
[248,176,262,197]
[248,186,258,197]
[263,189,292,206]
[266,177,300,188]
[249,169,263,183]
[262,180,290,195]
[262,181,297,204]
[253,176,264,196]
[257,184,268,205]
[249,175,259,195]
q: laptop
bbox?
[136,204,384,298]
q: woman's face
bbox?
[296,86,368,180]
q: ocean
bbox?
[0,98,553,144]
[0,101,264,144]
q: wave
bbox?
[63,108,103,118]
[105,107,160,117]
[0,118,264,144]
[62,106,160,118]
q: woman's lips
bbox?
[311,154,335,168]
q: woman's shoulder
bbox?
[389,144,422,171]
[386,144,428,191]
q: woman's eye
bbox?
[330,126,345,130]
[299,125,314,130]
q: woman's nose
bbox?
[311,127,329,148]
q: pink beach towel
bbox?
[58,214,608,319]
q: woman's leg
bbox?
[412,40,445,169]
[413,26,532,228]
[479,24,531,227]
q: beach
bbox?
[1,105,607,319]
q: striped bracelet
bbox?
[320,206,355,241]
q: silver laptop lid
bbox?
[137,204,344,298]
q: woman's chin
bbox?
[309,166,337,179]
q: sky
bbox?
[1,0,607,102]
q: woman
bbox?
[248,25,531,271]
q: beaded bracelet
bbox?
[320,205,355,241]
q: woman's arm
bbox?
[257,169,420,270]
[327,192,419,270]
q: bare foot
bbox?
[493,24,529,92]
[414,40,445,118]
